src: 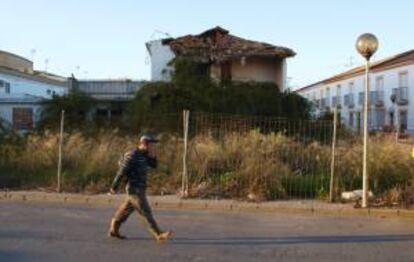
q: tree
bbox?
[39,91,96,130]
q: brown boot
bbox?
[156,231,173,243]
[108,219,126,239]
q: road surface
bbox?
[0,202,413,262]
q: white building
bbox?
[145,40,175,82]
[146,27,294,91]
[0,50,68,130]
[68,77,145,122]
[296,50,414,133]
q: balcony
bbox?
[331,96,342,108]
[370,90,384,107]
[358,91,384,107]
[344,94,355,108]
[392,87,409,105]
[320,98,329,109]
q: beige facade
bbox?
[150,27,295,90]
[0,51,33,74]
[210,57,285,88]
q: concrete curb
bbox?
[1,191,414,219]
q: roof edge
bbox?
[296,49,414,92]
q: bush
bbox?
[124,58,312,131]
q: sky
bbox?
[1,0,413,88]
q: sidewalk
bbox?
[1,190,413,219]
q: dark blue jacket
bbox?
[111,149,158,194]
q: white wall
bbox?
[298,63,414,132]
[0,103,43,129]
[0,72,67,98]
[0,72,68,129]
[146,40,176,81]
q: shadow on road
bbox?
[0,250,36,261]
[169,235,414,246]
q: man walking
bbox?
[108,135,172,242]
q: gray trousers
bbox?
[113,191,161,235]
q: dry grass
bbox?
[0,130,412,205]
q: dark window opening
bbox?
[220,61,232,83]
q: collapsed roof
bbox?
[162,26,296,63]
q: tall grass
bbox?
[0,130,412,205]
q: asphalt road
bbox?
[0,202,414,262]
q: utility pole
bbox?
[57,110,65,193]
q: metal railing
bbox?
[344,94,355,108]
[392,87,409,105]
[332,96,342,107]
[358,91,385,106]
[370,90,384,107]
[321,98,329,108]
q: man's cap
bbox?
[140,134,159,143]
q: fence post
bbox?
[329,105,338,202]
[57,110,65,193]
[395,110,399,144]
[181,110,190,198]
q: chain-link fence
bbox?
[184,112,334,201]
[1,110,413,208]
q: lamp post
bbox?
[355,33,379,208]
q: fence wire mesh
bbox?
[185,112,334,201]
[1,110,413,208]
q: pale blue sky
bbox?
[1,0,413,88]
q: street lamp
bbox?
[355,33,379,208]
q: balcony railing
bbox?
[358,92,364,106]
[370,90,384,107]
[344,94,355,108]
[320,98,328,108]
[331,96,341,107]
[358,91,384,107]
[392,87,409,105]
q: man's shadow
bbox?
[157,234,414,246]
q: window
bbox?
[399,110,408,131]
[337,85,341,105]
[356,112,362,133]
[389,112,395,127]
[376,76,384,92]
[375,109,385,129]
[326,87,331,107]
[348,82,354,94]
[5,83,10,94]
[375,76,384,102]
[399,72,408,87]
[349,112,354,127]
[220,61,232,83]
[0,80,11,93]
